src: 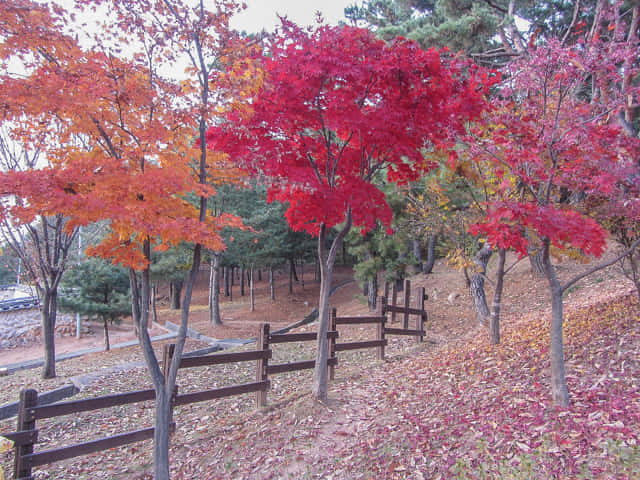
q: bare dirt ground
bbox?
[0,266,357,367]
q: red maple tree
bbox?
[212,22,495,401]
[468,29,640,406]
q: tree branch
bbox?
[562,237,640,292]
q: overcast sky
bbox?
[230,0,355,33]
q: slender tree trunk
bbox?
[169,279,182,310]
[240,267,245,296]
[490,248,506,345]
[290,257,299,281]
[209,254,222,325]
[312,212,352,402]
[269,266,275,301]
[258,269,262,282]
[153,386,172,480]
[367,275,378,311]
[301,261,305,289]
[412,238,422,273]
[541,239,570,407]
[423,234,437,274]
[250,266,255,312]
[224,267,230,297]
[470,244,493,327]
[151,284,158,324]
[40,289,57,379]
[128,240,175,480]
[289,258,298,294]
[103,317,110,351]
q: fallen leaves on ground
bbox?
[1,260,639,479]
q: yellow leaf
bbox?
[0,436,12,480]
[0,436,12,453]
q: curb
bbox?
[0,332,178,374]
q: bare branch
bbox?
[562,237,640,292]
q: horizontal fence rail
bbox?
[266,358,337,375]
[268,331,338,344]
[179,349,271,369]
[175,381,269,407]
[334,339,387,352]
[21,424,174,470]
[33,389,156,420]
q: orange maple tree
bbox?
[1,1,254,476]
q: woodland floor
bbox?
[1,252,639,479]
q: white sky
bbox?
[230,0,354,33]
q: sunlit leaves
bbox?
[0,0,254,270]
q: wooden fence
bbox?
[1,279,428,479]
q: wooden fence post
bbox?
[377,296,386,360]
[329,308,337,381]
[256,323,270,407]
[403,279,411,329]
[391,282,398,324]
[162,343,175,381]
[13,388,37,480]
[418,286,426,343]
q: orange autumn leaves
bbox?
[0,0,255,269]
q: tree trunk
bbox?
[301,261,305,289]
[153,386,172,480]
[312,212,352,402]
[423,234,437,274]
[541,239,570,407]
[250,267,255,312]
[367,275,378,311]
[489,248,506,345]
[224,267,230,297]
[258,269,262,282]
[151,284,158,324]
[240,267,245,296]
[128,240,175,480]
[269,266,275,301]
[528,241,545,277]
[412,238,422,273]
[288,257,300,293]
[290,257,299,282]
[103,317,110,351]
[619,247,640,302]
[40,289,57,379]
[169,279,182,310]
[470,244,493,327]
[209,254,222,325]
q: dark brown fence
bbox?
[327,279,428,377]
[5,344,272,480]
[2,281,428,479]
